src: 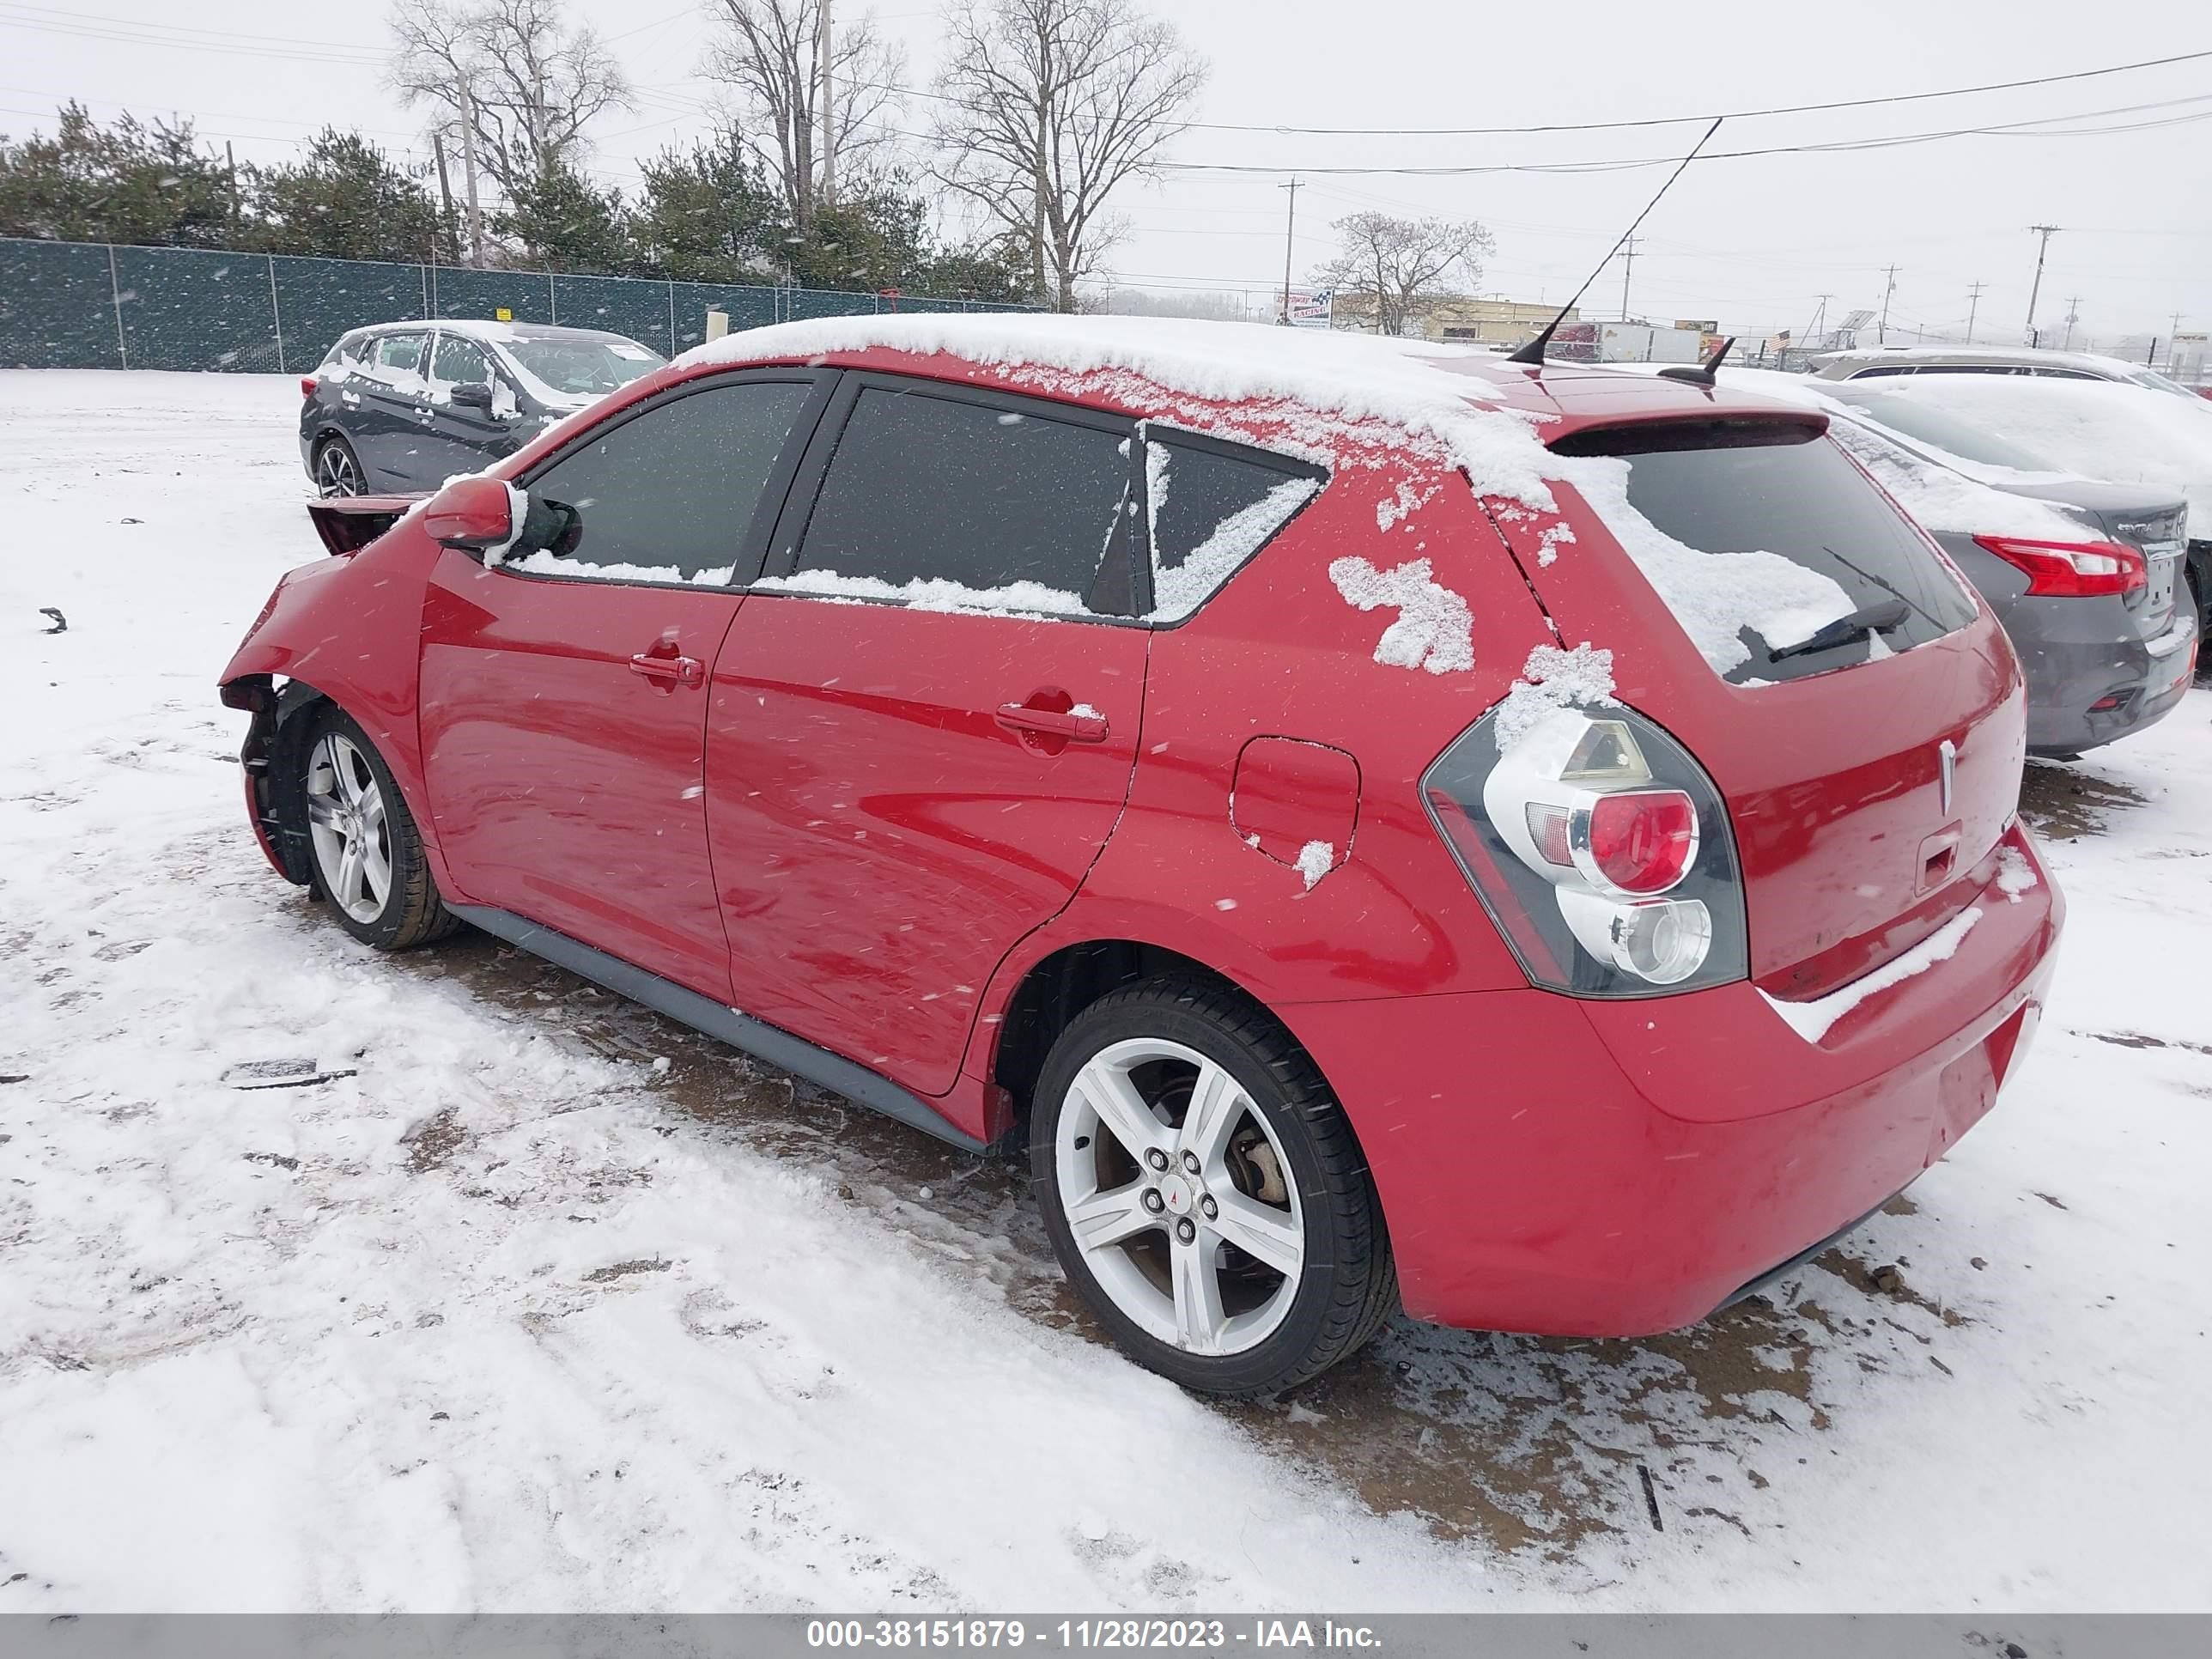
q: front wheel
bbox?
[299,707,459,950]
[1031,980,1397,1397]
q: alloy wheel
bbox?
[315,442,362,497]
[1054,1036,1306,1356]
[305,732,392,924]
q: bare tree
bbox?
[930,0,1206,313]
[702,1,906,238]
[389,0,632,204]
[1316,213,1494,337]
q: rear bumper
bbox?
[2018,607,2197,754]
[1281,825,2062,1337]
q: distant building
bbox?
[1328,295,1572,346]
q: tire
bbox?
[1030,978,1397,1397]
[298,706,460,951]
[313,433,365,498]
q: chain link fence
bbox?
[0,237,1029,374]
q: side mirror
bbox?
[422,475,514,556]
[449,380,495,410]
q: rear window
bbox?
[1553,420,1979,684]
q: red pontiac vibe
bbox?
[220,317,2062,1396]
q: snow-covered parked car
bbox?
[1826,370,2212,645]
[1613,364,2196,755]
[222,316,2061,1396]
[1808,343,2208,404]
[300,319,665,496]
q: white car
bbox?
[1808,344,2208,404]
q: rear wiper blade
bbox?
[1767,598,1911,662]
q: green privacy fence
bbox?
[0,237,1026,374]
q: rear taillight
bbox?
[301,375,319,398]
[1973,535,2146,599]
[1424,707,1747,996]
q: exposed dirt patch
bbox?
[401,1106,465,1174]
[2017,763,2148,841]
[2075,1029,2212,1057]
[582,1257,671,1284]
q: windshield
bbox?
[502,336,665,397]
[2119,365,2204,400]
[1825,388,2061,471]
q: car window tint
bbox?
[786,387,1133,615]
[374,333,428,378]
[430,335,489,385]
[1551,421,1979,684]
[511,380,811,586]
[1145,435,1322,620]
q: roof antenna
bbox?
[1659,334,1735,387]
[1508,116,1726,368]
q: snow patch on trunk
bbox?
[1760,905,1984,1043]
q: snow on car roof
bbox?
[682,315,1882,680]
[366,318,652,348]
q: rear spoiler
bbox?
[306,494,421,556]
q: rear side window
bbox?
[781,386,1134,616]
[1144,433,1322,620]
[509,380,812,586]
[1553,421,1978,684]
[374,333,428,375]
[323,330,371,368]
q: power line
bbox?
[853,46,2212,137]
[1146,93,2212,177]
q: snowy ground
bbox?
[2,371,2208,1613]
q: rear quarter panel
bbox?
[965,449,1559,1079]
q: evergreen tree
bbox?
[250,129,453,263]
[628,135,783,283]
[491,163,629,274]
[0,103,238,246]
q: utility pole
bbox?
[1278,177,1300,324]
[1878,264,1900,344]
[816,0,836,210]
[1965,280,1985,343]
[432,131,455,228]
[1805,292,1833,351]
[1620,234,1638,322]
[2061,296,2082,350]
[456,80,485,269]
[2024,225,2060,345]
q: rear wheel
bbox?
[300,707,459,950]
[313,434,363,497]
[1031,979,1396,1397]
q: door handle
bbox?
[995,701,1108,742]
[629,652,705,688]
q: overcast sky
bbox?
[8,0,2209,347]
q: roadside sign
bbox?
[1285,287,1334,329]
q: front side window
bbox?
[1144,433,1322,620]
[774,386,1134,617]
[503,380,813,586]
[1553,420,1979,684]
[429,334,490,386]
